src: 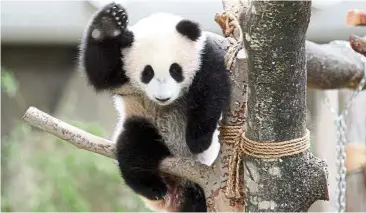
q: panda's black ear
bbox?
[176,20,201,41]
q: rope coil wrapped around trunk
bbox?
[218,125,310,200]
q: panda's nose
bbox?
[155,97,170,102]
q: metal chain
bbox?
[322,48,366,213]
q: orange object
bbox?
[346,9,366,26]
[345,144,366,174]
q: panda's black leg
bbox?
[180,183,207,212]
[79,2,133,91]
[115,116,171,200]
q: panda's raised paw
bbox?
[89,3,129,41]
[104,3,129,27]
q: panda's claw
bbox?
[89,3,128,41]
[162,193,168,200]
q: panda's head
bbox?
[123,13,206,106]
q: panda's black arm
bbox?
[79,2,133,91]
[81,37,129,91]
[185,60,230,154]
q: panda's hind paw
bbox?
[129,176,168,201]
[140,184,167,201]
[89,3,128,41]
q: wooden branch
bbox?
[241,1,329,211]
[214,15,366,90]
[215,5,366,91]
[21,106,211,187]
[306,40,366,90]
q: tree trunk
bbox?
[241,1,329,211]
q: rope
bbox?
[242,129,310,159]
[217,10,245,201]
[222,12,244,70]
[218,125,244,199]
[218,125,311,200]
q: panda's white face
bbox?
[141,63,182,105]
[122,13,206,106]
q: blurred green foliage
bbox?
[1,69,150,212]
[1,69,19,98]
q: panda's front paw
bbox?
[196,131,220,166]
[89,3,129,41]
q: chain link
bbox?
[322,48,366,213]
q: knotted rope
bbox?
[225,15,243,70]
[215,11,243,70]
[219,125,311,200]
[218,125,244,199]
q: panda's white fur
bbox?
[111,13,220,165]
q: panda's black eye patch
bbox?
[169,63,184,83]
[141,65,154,84]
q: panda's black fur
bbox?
[78,2,230,212]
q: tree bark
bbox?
[241,1,329,211]
[306,40,366,90]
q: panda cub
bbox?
[79,2,230,212]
